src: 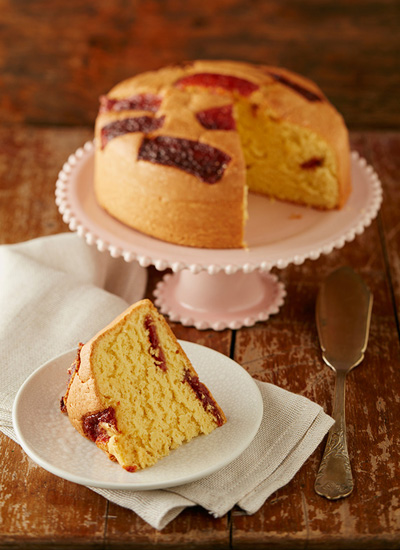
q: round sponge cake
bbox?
[94,60,351,249]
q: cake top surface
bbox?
[97,60,348,165]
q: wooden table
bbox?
[1,1,399,548]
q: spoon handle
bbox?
[315,370,354,499]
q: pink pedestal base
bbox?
[154,270,286,330]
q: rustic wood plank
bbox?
[367,133,400,328]
[0,434,108,548]
[0,126,93,244]
[105,503,230,549]
[0,126,399,546]
[230,134,400,548]
[232,265,400,547]
[0,0,399,129]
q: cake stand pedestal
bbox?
[154,270,285,330]
[56,141,382,330]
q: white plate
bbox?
[12,341,263,490]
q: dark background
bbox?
[1,0,399,129]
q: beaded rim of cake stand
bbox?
[55,140,383,276]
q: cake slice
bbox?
[61,299,226,472]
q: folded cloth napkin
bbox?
[0,233,334,530]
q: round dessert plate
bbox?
[12,341,263,490]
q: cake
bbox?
[94,60,351,248]
[60,299,226,472]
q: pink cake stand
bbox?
[55,141,382,330]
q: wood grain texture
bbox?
[231,135,400,549]
[0,436,108,548]
[0,0,399,545]
[0,129,399,547]
[0,0,399,129]
[0,126,92,243]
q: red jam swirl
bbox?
[144,315,167,371]
[268,72,323,102]
[138,136,231,184]
[196,104,236,130]
[60,396,67,413]
[60,343,84,413]
[175,73,259,97]
[183,369,225,426]
[124,465,138,473]
[99,93,162,113]
[100,115,165,148]
[301,157,324,169]
[82,407,118,443]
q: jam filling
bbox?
[60,343,83,413]
[175,73,259,97]
[60,396,67,413]
[183,369,225,427]
[99,93,162,113]
[144,314,167,371]
[124,465,138,473]
[82,407,118,443]
[100,115,165,148]
[138,136,231,183]
[268,72,323,102]
[196,104,236,130]
[301,157,324,169]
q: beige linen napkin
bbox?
[0,233,334,530]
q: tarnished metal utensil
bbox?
[314,266,373,500]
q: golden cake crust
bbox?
[95,60,351,248]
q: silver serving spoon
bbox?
[314,266,373,500]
